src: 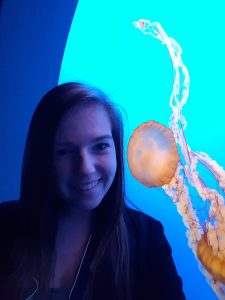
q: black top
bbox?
[0,200,186,300]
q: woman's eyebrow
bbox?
[55,135,113,147]
[55,142,75,147]
[92,134,113,142]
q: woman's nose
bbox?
[77,151,95,175]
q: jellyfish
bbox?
[128,120,179,187]
[128,19,225,299]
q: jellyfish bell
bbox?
[196,233,225,284]
[127,120,179,187]
[196,227,225,285]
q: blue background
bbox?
[59,0,225,299]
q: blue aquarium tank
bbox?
[59,0,225,299]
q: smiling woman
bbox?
[53,104,117,211]
[0,82,186,300]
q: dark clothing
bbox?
[0,200,186,300]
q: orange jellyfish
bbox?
[132,18,225,299]
[197,233,225,285]
[127,120,179,187]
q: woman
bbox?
[0,82,186,300]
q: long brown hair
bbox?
[13,82,130,299]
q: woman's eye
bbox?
[93,143,110,151]
[56,149,72,157]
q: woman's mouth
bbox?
[77,179,101,191]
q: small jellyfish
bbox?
[197,233,225,285]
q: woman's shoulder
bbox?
[0,199,20,209]
[0,199,20,216]
[123,206,169,253]
[0,200,22,261]
[124,206,163,232]
[0,200,21,230]
[123,207,186,299]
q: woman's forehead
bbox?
[55,105,112,143]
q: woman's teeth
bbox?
[78,179,100,191]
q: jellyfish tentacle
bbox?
[132,18,225,298]
[192,151,225,193]
[163,163,202,249]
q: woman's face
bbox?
[53,104,117,211]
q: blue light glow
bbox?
[59,1,225,298]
